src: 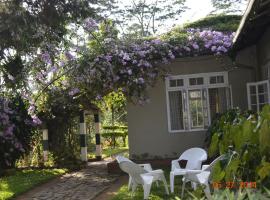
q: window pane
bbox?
[169,80,176,87]
[259,94,268,104]
[197,77,204,85]
[208,88,228,120]
[249,86,256,94]
[251,105,257,112]
[217,76,224,83]
[258,83,267,93]
[189,90,204,129]
[251,95,257,104]
[176,79,184,86]
[210,77,216,84]
[189,78,196,86]
[168,91,184,130]
[189,77,203,86]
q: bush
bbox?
[208,105,270,188]
[102,125,128,147]
[0,96,36,170]
[184,15,242,32]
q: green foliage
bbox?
[102,125,128,147]
[208,105,270,187]
[112,168,270,199]
[184,15,242,32]
[0,168,66,200]
[88,147,128,159]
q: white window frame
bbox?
[166,71,230,133]
[247,80,270,112]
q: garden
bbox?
[1,0,270,199]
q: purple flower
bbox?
[122,52,131,61]
[27,104,35,114]
[65,51,75,60]
[84,18,98,32]
[105,55,112,62]
[211,46,217,52]
[127,69,132,75]
[68,88,80,96]
[192,43,199,50]
[41,52,52,65]
[138,77,144,84]
[32,115,42,125]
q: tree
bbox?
[113,0,187,37]
[211,0,247,13]
[0,0,115,92]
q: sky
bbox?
[116,0,247,35]
[161,0,215,33]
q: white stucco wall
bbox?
[127,56,254,159]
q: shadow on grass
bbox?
[0,169,66,200]
[111,168,205,200]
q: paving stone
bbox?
[16,159,120,200]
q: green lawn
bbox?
[0,168,67,200]
[112,169,270,200]
[88,147,128,159]
[112,168,205,200]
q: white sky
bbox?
[116,0,247,35]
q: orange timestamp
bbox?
[212,181,257,189]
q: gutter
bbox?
[232,0,256,44]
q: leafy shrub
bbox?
[184,15,242,32]
[102,125,128,147]
[0,96,36,170]
[208,105,270,187]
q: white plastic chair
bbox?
[118,160,169,199]
[183,155,226,200]
[116,156,153,190]
[170,148,207,193]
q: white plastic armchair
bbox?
[170,148,207,193]
[118,160,169,199]
[183,155,226,200]
[115,156,153,190]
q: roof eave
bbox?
[232,0,256,44]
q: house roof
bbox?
[233,0,270,50]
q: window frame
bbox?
[247,80,270,112]
[166,71,230,133]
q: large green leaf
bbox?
[211,162,225,182]
[258,120,270,153]
[209,132,219,157]
[257,161,270,180]
[225,158,240,182]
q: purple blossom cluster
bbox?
[0,98,25,166]
[68,28,234,105]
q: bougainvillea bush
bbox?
[0,96,38,170]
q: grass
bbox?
[112,169,270,200]
[88,146,129,159]
[0,168,67,200]
[112,168,205,200]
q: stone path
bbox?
[16,159,120,200]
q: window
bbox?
[247,80,270,112]
[166,72,231,132]
[169,79,184,87]
[209,75,224,84]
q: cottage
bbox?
[127,0,270,159]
